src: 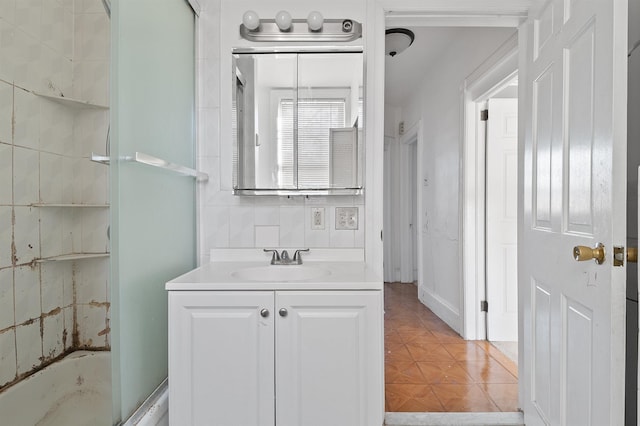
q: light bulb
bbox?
[275,10,292,31]
[307,11,324,31]
[242,10,260,31]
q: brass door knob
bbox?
[573,243,605,264]
[628,248,638,263]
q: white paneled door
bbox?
[521,0,627,425]
[486,98,518,342]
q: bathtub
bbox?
[0,350,112,426]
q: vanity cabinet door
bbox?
[275,291,383,426]
[169,291,275,426]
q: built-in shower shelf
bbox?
[31,203,110,208]
[36,253,110,263]
[32,91,109,110]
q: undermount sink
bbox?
[231,265,331,282]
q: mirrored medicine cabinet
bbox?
[232,49,364,195]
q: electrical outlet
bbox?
[335,207,358,230]
[311,207,325,230]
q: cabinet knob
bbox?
[260,308,269,318]
[279,308,288,317]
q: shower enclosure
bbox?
[0,0,198,424]
[0,0,112,423]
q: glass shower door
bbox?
[110,0,197,421]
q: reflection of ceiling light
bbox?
[385,28,415,57]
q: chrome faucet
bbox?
[264,249,310,265]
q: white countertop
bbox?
[165,260,382,291]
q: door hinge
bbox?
[480,109,489,121]
[480,300,488,312]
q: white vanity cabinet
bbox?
[168,289,383,426]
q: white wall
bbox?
[195,0,369,265]
[0,0,110,390]
[391,27,515,332]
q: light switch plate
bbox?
[311,207,325,230]
[335,207,358,230]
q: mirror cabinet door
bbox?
[233,52,363,192]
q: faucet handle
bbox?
[263,249,281,264]
[280,250,290,261]
[293,249,310,264]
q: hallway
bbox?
[384,283,518,412]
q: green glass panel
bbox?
[110,0,196,421]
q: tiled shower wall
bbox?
[196,0,365,264]
[0,0,110,389]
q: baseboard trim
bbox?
[384,412,524,426]
[419,287,461,334]
[122,379,168,426]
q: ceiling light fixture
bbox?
[385,28,415,57]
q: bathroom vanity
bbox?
[166,250,383,426]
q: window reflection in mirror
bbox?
[232,51,363,193]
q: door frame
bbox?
[399,121,424,286]
[461,34,519,340]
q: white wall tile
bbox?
[254,206,279,226]
[81,159,108,204]
[0,0,16,25]
[74,109,109,155]
[42,311,63,360]
[15,320,41,375]
[12,147,39,205]
[0,207,11,269]
[0,20,17,83]
[203,205,229,248]
[75,0,106,14]
[201,58,220,109]
[279,206,304,248]
[255,226,279,248]
[0,267,14,330]
[0,143,11,206]
[13,206,39,264]
[229,206,254,247]
[62,306,72,350]
[0,82,12,144]
[0,133,12,190]
[198,107,219,157]
[13,88,40,150]
[40,262,64,313]
[0,328,16,386]
[40,97,73,155]
[14,265,39,324]
[76,304,106,347]
[75,258,107,304]
[13,28,43,91]
[41,1,65,56]
[74,12,109,61]
[60,156,74,204]
[39,152,63,203]
[61,208,81,253]
[81,208,109,252]
[39,208,64,258]
[74,60,109,105]
[14,0,41,40]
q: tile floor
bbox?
[384,282,519,413]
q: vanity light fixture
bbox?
[385,28,415,57]
[242,10,260,31]
[307,11,324,31]
[239,11,361,42]
[275,10,292,31]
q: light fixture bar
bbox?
[240,19,362,42]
